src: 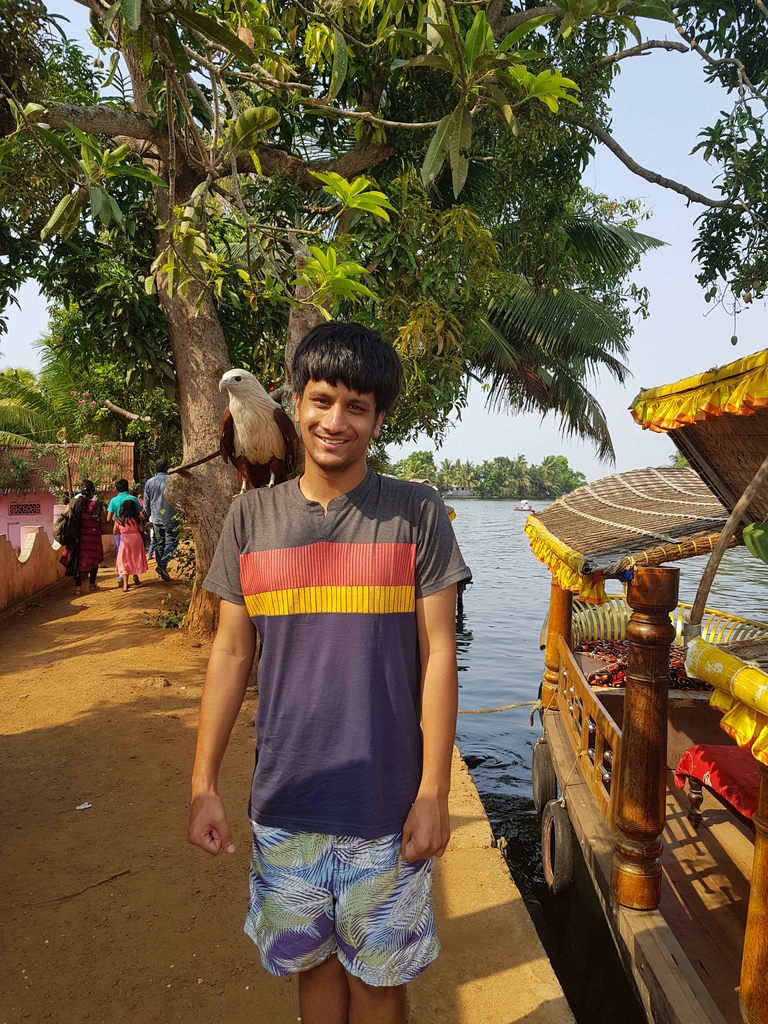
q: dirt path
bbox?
[1,567,300,1023]
[1,566,572,1024]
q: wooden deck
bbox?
[661,774,754,1024]
[544,708,735,1024]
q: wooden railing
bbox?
[557,635,622,828]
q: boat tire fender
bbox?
[541,799,573,896]
[532,739,558,813]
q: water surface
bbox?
[449,499,768,1023]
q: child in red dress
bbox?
[113,500,148,592]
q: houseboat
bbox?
[525,349,768,1024]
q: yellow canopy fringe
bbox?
[631,348,768,433]
[524,515,606,604]
[685,637,768,766]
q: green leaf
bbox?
[89,185,103,221]
[497,14,555,52]
[392,53,451,71]
[41,194,77,241]
[482,82,513,126]
[31,126,82,174]
[329,28,348,100]
[231,106,280,151]
[624,0,674,21]
[121,0,142,32]
[463,10,488,72]
[449,106,471,197]
[59,195,83,240]
[165,21,191,74]
[114,165,167,187]
[22,103,46,123]
[174,9,256,66]
[248,149,262,175]
[101,51,121,89]
[108,194,123,225]
[421,112,453,185]
[102,0,121,37]
[132,26,153,73]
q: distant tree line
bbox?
[391,452,586,500]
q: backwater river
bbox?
[449,499,768,1024]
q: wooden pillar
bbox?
[613,566,679,910]
[740,765,768,1024]
[542,581,572,708]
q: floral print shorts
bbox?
[245,822,439,986]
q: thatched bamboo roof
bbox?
[525,467,732,603]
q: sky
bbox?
[2,9,764,480]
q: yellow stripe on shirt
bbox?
[244,585,416,617]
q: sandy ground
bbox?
[1,562,572,1024]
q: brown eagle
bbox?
[219,369,298,489]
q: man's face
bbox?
[295,379,385,474]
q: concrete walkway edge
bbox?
[408,747,575,1023]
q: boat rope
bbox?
[559,750,587,811]
[457,700,540,715]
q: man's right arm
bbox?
[187,600,257,855]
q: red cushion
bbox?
[674,743,760,820]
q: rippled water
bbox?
[449,500,768,1023]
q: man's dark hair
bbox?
[115,478,129,492]
[292,321,403,414]
[155,458,169,473]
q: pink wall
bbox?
[0,490,120,552]
[0,493,57,551]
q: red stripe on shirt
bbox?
[240,542,416,595]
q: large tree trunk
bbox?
[158,282,235,636]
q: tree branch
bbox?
[486,2,560,41]
[575,118,732,208]
[755,0,768,23]
[101,399,151,422]
[42,101,167,153]
[591,39,688,69]
[238,141,396,189]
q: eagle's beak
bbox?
[219,378,229,393]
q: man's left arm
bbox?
[400,583,458,863]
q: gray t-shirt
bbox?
[204,468,471,838]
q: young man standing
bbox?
[188,322,470,1024]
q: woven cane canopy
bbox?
[525,467,731,604]
[631,348,768,522]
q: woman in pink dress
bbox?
[113,500,148,592]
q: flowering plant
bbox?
[0,449,33,494]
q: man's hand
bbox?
[188,792,236,855]
[399,790,450,863]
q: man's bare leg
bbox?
[299,955,349,1024]
[347,971,406,1024]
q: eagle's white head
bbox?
[219,368,274,405]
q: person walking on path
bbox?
[188,322,471,1024]
[143,458,178,581]
[106,479,141,587]
[62,479,106,596]
[113,500,148,592]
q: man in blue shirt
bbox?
[142,458,179,581]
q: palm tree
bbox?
[0,342,91,444]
